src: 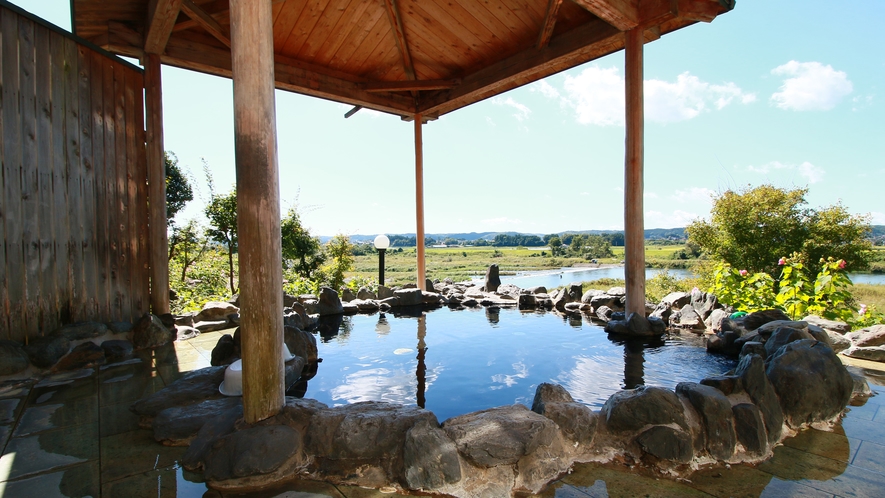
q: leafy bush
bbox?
[645,270,690,303]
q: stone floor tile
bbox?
[101,463,210,498]
[795,464,885,498]
[13,395,98,437]
[872,407,885,423]
[757,445,849,483]
[0,397,24,425]
[531,481,597,497]
[850,440,885,474]
[841,417,885,446]
[190,331,225,349]
[0,424,12,452]
[757,477,836,498]
[561,462,713,497]
[28,372,96,405]
[99,429,186,482]
[781,425,859,464]
[99,400,143,437]
[0,422,98,481]
[0,460,99,497]
[683,463,782,498]
[99,361,165,407]
[221,479,347,497]
[845,398,881,421]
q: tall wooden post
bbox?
[624,28,646,316]
[230,0,284,423]
[414,114,426,290]
[144,54,169,315]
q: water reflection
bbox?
[485,307,500,325]
[416,315,427,408]
[317,314,345,343]
[606,335,666,390]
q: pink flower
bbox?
[778,258,786,266]
[838,260,846,269]
[739,269,748,276]
[860,304,867,316]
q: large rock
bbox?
[755,320,808,339]
[153,397,242,446]
[131,366,226,420]
[52,321,108,341]
[735,354,783,443]
[764,326,814,356]
[196,302,239,323]
[204,425,304,488]
[484,264,501,292]
[590,294,619,311]
[846,324,885,348]
[636,426,693,464]
[581,289,604,304]
[0,341,30,375]
[803,315,851,335]
[732,403,767,456]
[690,289,718,321]
[601,386,687,433]
[531,383,598,447]
[132,313,173,350]
[676,382,736,460]
[766,339,853,426]
[284,326,318,363]
[394,288,423,307]
[211,334,238,366]
[181,403,244,471]
[442,405,559,468]
[101,340,134,363]
[604,313,660,337]
[403,419,462,491]
[52,342,106,372]
[307,402,438,487]
[843,346,885,362]
[705,309,730,332]
[660,292,691,309]
[674,305,704,329]
[317,287,344,316]
[23,335,70,369]
[742,309,790,331]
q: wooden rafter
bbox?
[144,0,183,54]
[536,0,563,49]
[572,0,638,31]
[172,0,285,33]
[382,0,415,81]
[180,0,230,47]
[364,80,459,93]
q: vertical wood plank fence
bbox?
[0,3,149,342]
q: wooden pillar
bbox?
[230,0,284,423]
[144,53,170,315]
[624,28,645,316]
[414,114,426,290]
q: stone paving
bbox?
[1,329,884,497]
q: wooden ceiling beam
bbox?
[363,80,460,93]
[675,0,735,23]
[382,0,416,81]
[180,0,230,47]
[172,0,285,33]
[144,0,183,54]
[572,0,639,31]
[536,0,564,49]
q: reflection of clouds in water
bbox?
[330,365,442,405]
[558,355,624,409]
[490,361,529,390]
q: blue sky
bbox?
[12,1,885,236]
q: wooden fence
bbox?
[0,3,150,342]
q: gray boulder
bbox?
[131,365,226,420]
[23,335,71,368]
[690,289,718,321]
[394,288,423,307]
[203,425,303,486]
[52,321,107,341]
[377,285,394,299]
[743,309,790,331]
[339,287,356,302]
[764,326,814,356]
[595,305,614,322]
[0,340,30,375]
[843,346,885,362]
[175,326,201,341]
[52,342,106,372]
[317,287,344,316]
[674,305,704,329]
[101,340,133,363]
[601,386,687,433]
[636,425,693,463]
[581,289,604,304]
[196,301,239,323]
[153,397,242,445]
[661,292,691,309]
[735,354,783,443]
[766,339,853,426]
[403,419,462,491]
[846,324,885,347]
[803,315,851,335]
[705,309,730,332]
[284,326,318,363]
[732,403,767,456]
[356,287,376,300]
[484,264,501,292]
[132,313,173,350]
[676,382,736,460]
[181,403,244,471]
[567,284,583,302]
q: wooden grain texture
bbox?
[145,0,184,54]
[102,55,123,320]
[132,68,150,318]
[0,11,10,337]
[49,21,70,326]
[573,0,638,30]
[623,28,645,316]
[230,0,285,423]
[89,49,110,319]
[536,0,563,48]
[18,15,41,336]
[124,65,142,320]
[145,53,169,315]
[180,0,230,47]
[35,26,56,334]
[63,37,86,322]
[78,44,98,321]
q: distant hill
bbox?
[323,225,885,246]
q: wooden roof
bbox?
[72,0,734,118]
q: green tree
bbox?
[317,234,354,291]
[280,208,325,278]
[204,167,238,294]
[547,236,563,256]
[686,184,871,279]
[169,219,207,282]
[164,151,193,225]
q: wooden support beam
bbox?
[537,0,564,49]
[172,0,285,33]
[383,0,416,81]
[364,80,459,92]
[144,54,170,315]
[344,106,362,118]
[624,28,645,316]
[675,0,734,22]
[414,114,426,290]
[145,0,183,54]
[230,0,284,423]
[572,0,639,31]
[180,0,231,47]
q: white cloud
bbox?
[492,96,532,122]
[644,192,659,199]
[532,79,561,100]
[646,209,700,227]
[870,212,885,224]
[742,160,825,184]
[670,187,716,203]
[486,116,496,127]
[852,94,874,111]
[770,61,853,111]
[556,66,754,126]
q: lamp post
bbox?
[374,234,390,286]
